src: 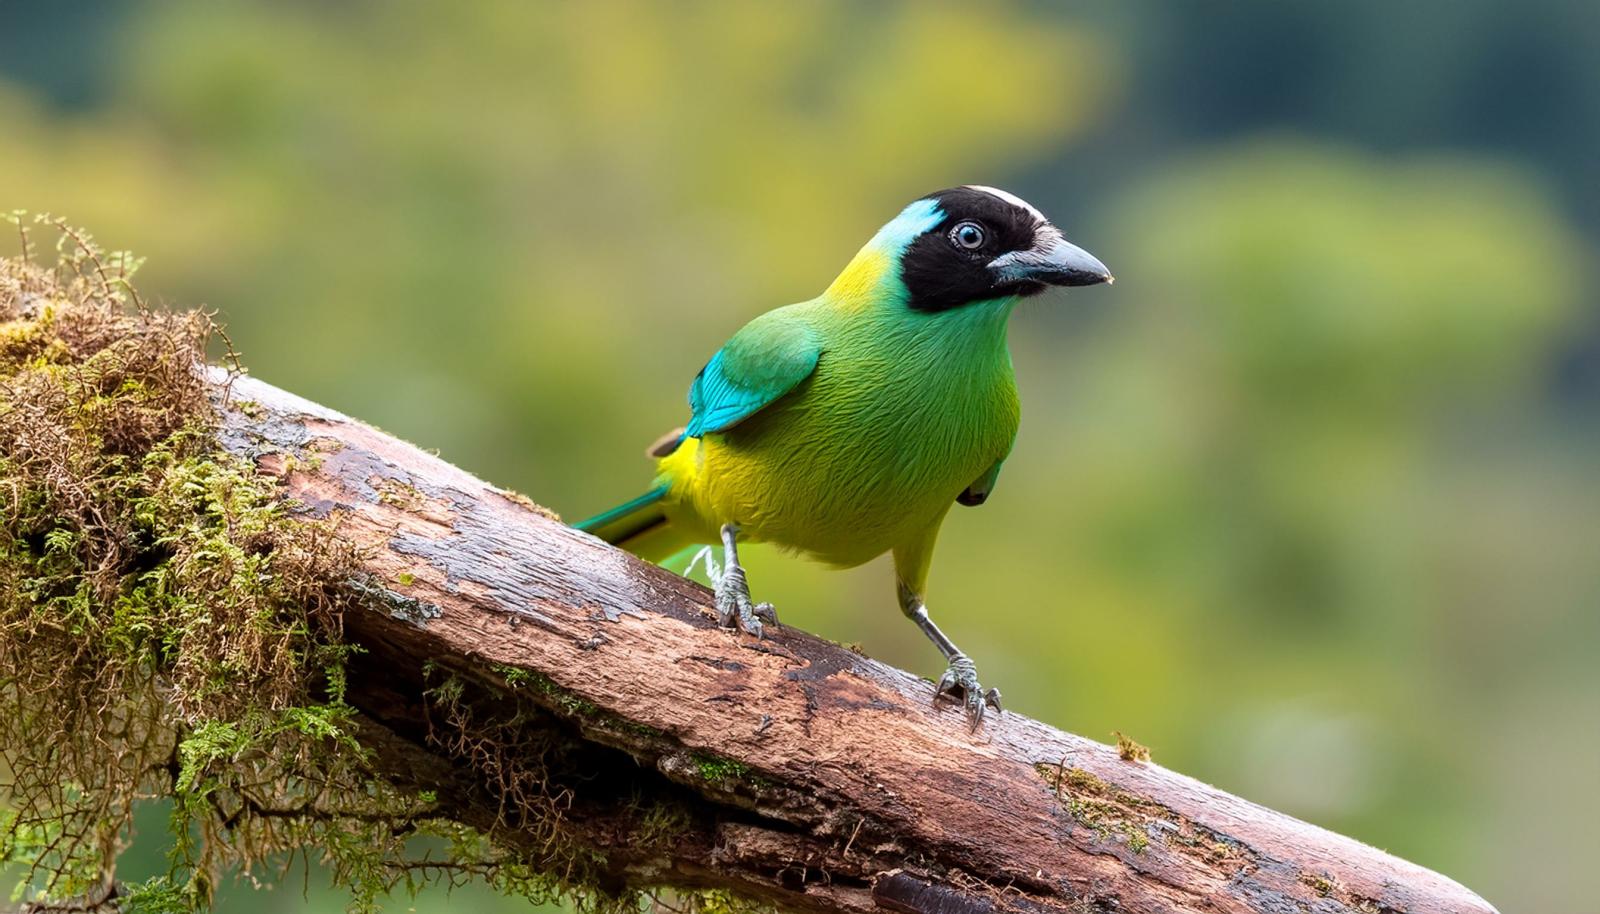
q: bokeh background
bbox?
[3,2,1596,912]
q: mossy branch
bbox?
[0,229,1498,914]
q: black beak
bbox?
[987,234,1113,288]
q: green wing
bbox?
[686,308,821,437]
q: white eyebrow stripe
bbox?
[964,185,1046,223]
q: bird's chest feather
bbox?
[704,305,1020,562]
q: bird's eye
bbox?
[950,221,986,251]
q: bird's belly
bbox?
[696,449,948,566]
[715,454,936,566]
[665,377,1017,566]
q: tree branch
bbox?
[211,368,1497,914]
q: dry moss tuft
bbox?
[0,219,629,913]
[1113,730,1151,763]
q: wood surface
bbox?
[212,368,1499,914]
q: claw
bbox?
[934,655,1001,731]
[738,601,764,639]
[985,687,1003,712]
[714,595,737,629]
[712,566,772,639]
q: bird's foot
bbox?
[935,654,1003,731]
[712,565,776,638]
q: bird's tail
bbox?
[573,483,697,564]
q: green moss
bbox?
[424,671,467,705]
[1122,823,1149,854]
[555,694,600,716]
[489,664,602,717]
[0,226,655,914]
[1209,839,1242,861]
[611,719,666,739]
[674,889,775,914]
[1035,762,1162,853]
[0,254,394,904]
[492,662,539,689]
[277,451,324,475]
[1034,762,1110,796]
[376,478,425,509]
[691,753,754,784]
[634,801,694,848]
[1301,873,1336,897]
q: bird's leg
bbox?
[898,580,1002,730]
[714,524,777,638]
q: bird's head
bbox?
[828,186,1112,311]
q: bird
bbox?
[575,186,1112,728]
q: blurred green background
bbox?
[3,2,1596,912]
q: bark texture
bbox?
[212,369,1498,914]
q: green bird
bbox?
[577,187,1111,728]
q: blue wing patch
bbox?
[685,314,820,437]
